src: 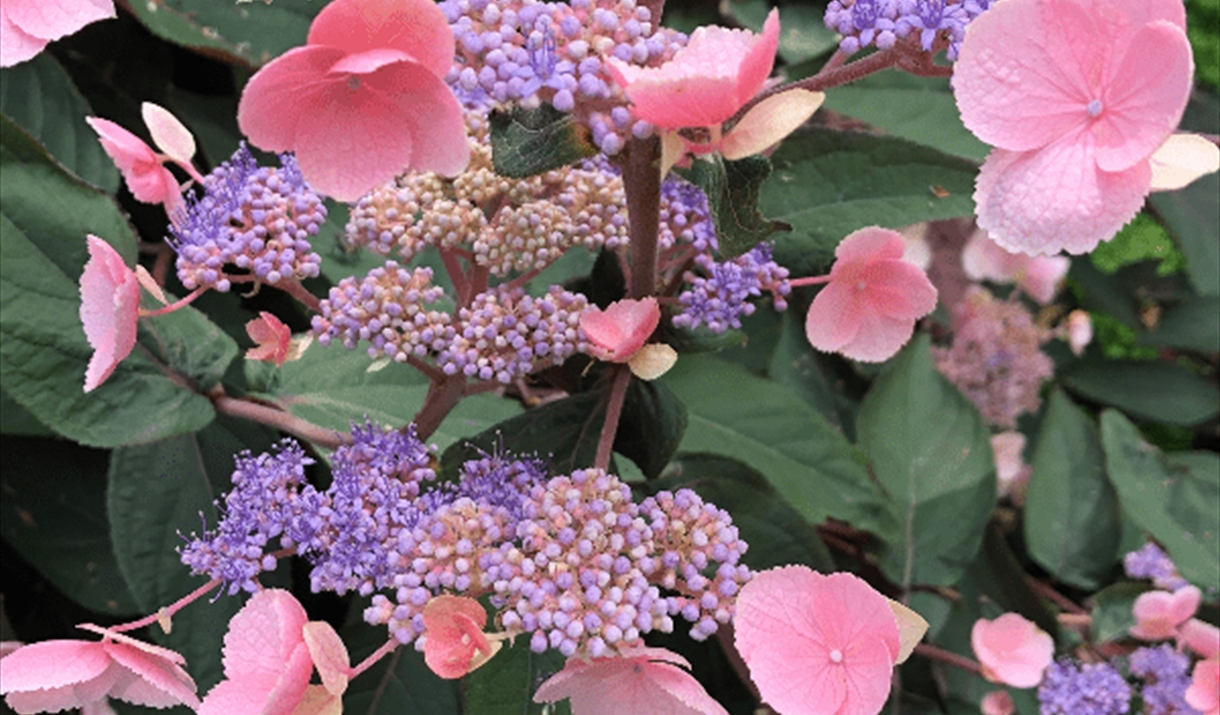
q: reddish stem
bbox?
[139,287,207,317]
[412,374,467,440]
[108,579,222,633]
[350,638,400,679]
[213,394,349,448]
[440,248,471,305]
[594,366,633,471]
[787,275,833,288]
[915,643,984,677]
[621,136,663,299]
[279,279,322,313]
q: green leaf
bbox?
[461,640,569,715]
[1024,391,1121,590]
[1088,582,1147,644]
[679,154,788,258]
[1101,409,1220,590]
[490,104,598,179]
[768,310,859,435]
[0,435,141,615]
[651,453,836,572]
[0,54,118,191]
[1151,173,1220,297]
[125,0,320,67]
[107,417,276,692]
[613,379,687,479]
[1137,294,1220,353]
[820,73,990,162]
[723,0,839,64]
[0,389,52,436]
[343,624,461,715]
[856,335,995,587]
[1060,360,1220,426]
[760,127,977,276]
[660,354,895,536]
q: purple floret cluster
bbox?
[169,145,325,292]
[439,0,689,155]
[1038,659,1132,715]
[180,423,751,660]
[1130,645,1203,715]
[1124,543,1189,591]
[674,243,791,333]
[823,0,991,60]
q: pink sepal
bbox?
[0,0,114,67]
[422,595,499,680]
[971,613,1054,688]
[1130,586,1200,641]
[533,646,729,715]
[1186,657,1220,715]
[80,234,141,393]
[580,298,660,363]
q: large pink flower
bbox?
[953,0,1193,256]
[971,613,1054,688]
[237,0,468,201]
[533,646,729,715]
[79,234,141,393]
[0,0,115,68]
[0,625,198,713]
[804,227,938,362]
[734,566,903,715]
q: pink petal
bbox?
[733,8,780,109]
[246,312,292,367]
[838,311,917,363]
[301,622,349,697]
[0,6,49,68]
[290,685,343,715]
[618,73,742,129]
[422,595,492,680]
[142,102,195,165]
[3,0,113,41]
[238,46,348,154]
[1092,22,1192,172]
[962,231,1021,283]
[833,227,906,265]
[971,614,1054,688]
[974,138,1151,256]
[861,261,938,321]
[1185,658,1219,715]
[85,117,178,205]
[580,297,660,362]
[1180,619,1220,660]
[199,643,312,715]
[328,47,414,75]
[806,282,863,354]
[1149,133,1220,191]
[838,637,898,715]
[952,0,1097,152]
[533,648,727,715]
[221,590,309,681]
[80,235,140,393]
[306,0,455,80]
[0,640,112,696]
[1131,586,1200,641]
[102,639,199,709]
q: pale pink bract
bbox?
[79,234,141,393]
[734,566,902,715]
[533,646,729,715]
[1186,657,1220,715]
[0,626,198,714]
[85,117,182,211]
[971,613,1054,688]
[804,227,938,363]
[1130,586,1201,641]
[421,595,500,680]
[0,0,115,68]
[580,297,660,363]
[237,0,469,201]
[952,0,1193,255]
[961,231,1069,305]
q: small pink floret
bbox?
[533,646,728,715]
[1131,586,1201,641]
[607,9,779,129]
[734,566,902,715]
[421,595,495,680]
[971,613,1054,688]
[804,227,938,362]
[580,297,661,363]
[246,311,293,367]
[80,235,141,393]
[980,690,1015,715]
[952,0,1193,255]
[1186,657,1220,715]
[0,0,115,68]
[0,627,198,714]
[1180,618,1220,660]
[961,231,1069,305]
[237,0,469,201]
[85,117,181,210]
[991,432,1031,499]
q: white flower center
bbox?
[829,649,844,664]
[1086,99,1103,118]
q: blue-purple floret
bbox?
[1124,543,1189,591]
[659,177,717,253]
[674,243,790,333]
[1130,645,1202,715]
[168,145,325,292]
[1038,659,1132,715]
[824,0,988,60]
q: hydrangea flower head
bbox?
[734,566,903,715]
[79,235,141,393]
[533,646,729,715]
[1038,658,1132,715]
[952,0,1193,255]
[971,613,1054,688]
[1131,586,1201,641]
[0,0,115,67]
[0,624,198,713]
[237,0,469,200]
[805,227,938,362]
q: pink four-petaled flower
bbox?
[421,595,501,680]
[1130,585,1201,641]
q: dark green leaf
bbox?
[857,335,995,587]
[0,54,118,191]
[613,379,687,479]
[679,154,788,258]
[820,73,990,162]
[1088,582,1147,643]
[1060,360,1219,426]
[1137,294,1220,353]
[1101,409,1220,590]
[343,623,461,715]
[652,453,836,572]
[125,0,320,67]
[768,310,858,435]
[761,127,977,276]
[490,104,598,179]
[461,640,569,715]
[724,0,839,64]
[661,354,895,536]
[1,435,141,615]
[0,390,52,436]
[1024,390,1121,590]
[1151,172,1219,297]
[1069,260,1142,329]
